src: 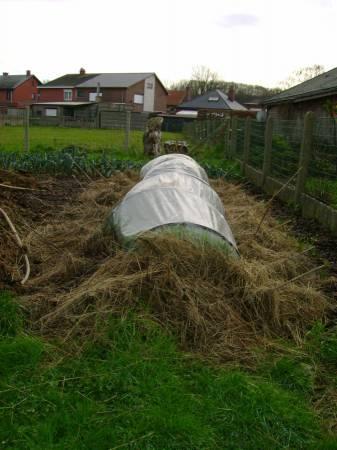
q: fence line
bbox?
[185,113,337,235]
[0,110,149,131]
[0,109,150,151]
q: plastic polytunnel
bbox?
[107,154,239,256]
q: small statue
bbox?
[143,117,163,157]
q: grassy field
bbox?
[0,125,243,178]
[0,125,183,160]
[1,291,337,449]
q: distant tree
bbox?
[168,66,282,104]
[280,65,325,90]
[190,65,220,95]
[169,79,190,91]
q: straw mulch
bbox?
[17,171,332,362]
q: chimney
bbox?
[79,68,86,75]
[227,85,235,102]
[2,72,8,76]
[26,70,31,77]
[95,82,102,102]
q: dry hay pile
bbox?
[0,170,40,285]
[12,170,332,362]
[0,170,82,287]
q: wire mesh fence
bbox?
[0,110,141,153]
[235,118,245,159]
[1,110,337,211]
[248,120,265,169]
[307,117,337,206]
[270,119,302,184]
[184,114,337,211]
[0,124,134,153]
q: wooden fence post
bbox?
[24,106,30,152]
[206,118,211,141]
[229,116,238,158]
[295,111,314,205]
[262,116,273,185]
[242,116,251,173]
[124,110,131,150]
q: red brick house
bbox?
[0,71,40,110]
[167,88,192,113]
[38,69,167,112]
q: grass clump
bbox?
[259,355,315,396]
[306,177,337,207]
[1,309,335,449]
[0,291,23,337]
[306,322,337,367]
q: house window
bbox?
[45,108,57,117]
[64,89,73,101]
[134,94,144,104]
[89,92,102,102]
[77,89,85,98]
[6,90,11,101]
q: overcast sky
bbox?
[1,0,336,88]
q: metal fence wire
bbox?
[183,114,337,210]
[270,119,302,184]
[249,120,265,169]
[307,117,337,206]
[235,118,245,159]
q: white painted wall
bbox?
[143,75,155,112]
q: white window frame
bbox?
[64,89,73,101]
[45,108,58,117]
[134,94,144,104]
[89,92,102,102]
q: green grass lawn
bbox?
[0,125,183,160]
[0,125,244,180]
[1,291,337,449]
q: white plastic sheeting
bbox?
[109,154,238,255]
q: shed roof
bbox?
[179,89,247,111]
[264,67,337,105]
[0,74,39,89]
